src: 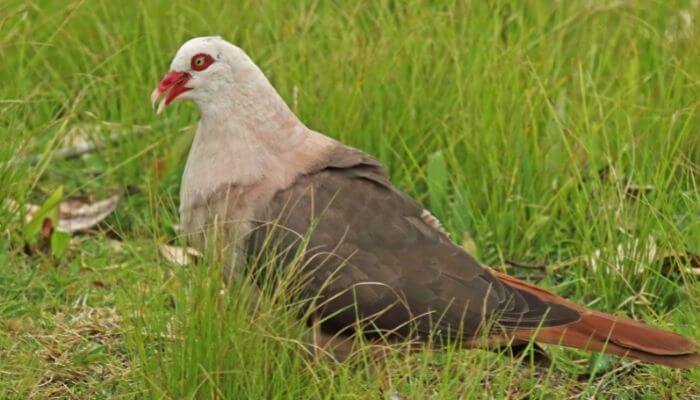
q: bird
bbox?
[151,36,699,368]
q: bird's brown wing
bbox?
[247,147,579,342]
[247,146,700,368]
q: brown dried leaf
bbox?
[91,280,108,289]
[6,194,119,234]
[38,122,151,162]
[659,250,700,277]
[151,157,168,181]
[40,218,53,239]
[159,244,202,266]
[57,195,119,232]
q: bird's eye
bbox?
[190,53,214,71]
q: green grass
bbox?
[1,0,700,398]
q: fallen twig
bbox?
[505,250,700,277]
[14,122,152,166]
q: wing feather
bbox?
[247,146,579,342]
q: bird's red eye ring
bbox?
[190,53,214,71]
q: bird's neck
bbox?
[182,82,335,200]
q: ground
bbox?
[1,1,699,398]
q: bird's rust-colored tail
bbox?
[489,269,700,368]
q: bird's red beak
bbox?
[151,71,191,114]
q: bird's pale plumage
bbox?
[152,36,699,368]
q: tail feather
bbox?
[488,268,700,368]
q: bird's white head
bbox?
[151,36,267,115]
